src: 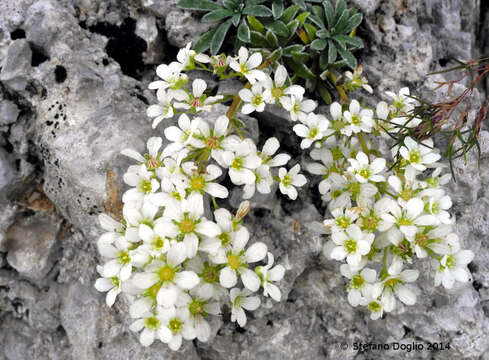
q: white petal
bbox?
[241,268,261,292]
[244,242,268,263]
[175,271,200,289]
[219,266,237,288]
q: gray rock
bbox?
[6,213,59,279]
[0,99,20,126]
[164,9,213,48]
[0,147,15,190]
[0,39,32,91]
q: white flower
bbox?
[361,283,384,320]
[162,114,200,158]
[216,229,267,291]
[419,188,453,224]
[147,89,184,128]
[280,94,317,122]
[343,100,375,135]
[242,165,274,199]
[230,288,260,327]
[293,113,331,149]
[306,147,337,194]
[97,236,145,281]
[378,197,439,243]
[344,65,373,93]
[129,309,172,347]
[434,249,474,289]
[239,83,271,114]
[323,207,360,234]
[156,193,220,258]
[131,242,200,308]
[158,306,196,350]
[278,164,307,200]
[181,162,229,199]
[347,152,386,183]
[94,269,122,307]
[220,139,262,185]
[229,47,266,84]
[149,62,188,90]
[386,87,416,114]
[259,137,291,167]
[122,164,160,202]
[398,137,441,171]
[176,42,210,70]
[262,64,304,104]
[255,252,285,301]
[330,224,374,266]
[193,115,235,163]
[340,265,377,307]
[174,79,223,112]
[179,293,220,342]
[380,258,419,312]
[121,137,164,171]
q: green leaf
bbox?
[267,47,283,63]
[343,13,363,33]
[291,51,310,62]
[237,21,251,42]
[333,35,346,50]
[231,14,241,26]
[268,20,289,37]
[316,29,330,38]
[250,30,268,46]
[286,58,315,79]
[319,53,328,70]
[210,19,233,55]
[337,47,357,69]
[265,30,279,47]
[247,15,265,33]
[332,7,350,34]
[292,0,307,10]
[323,1,335,29]
[311,5,324,20]
[304,23,317,40]
[201,9,233,22]
[272,1,284,20]
[193,28,217,52]
[280,5,299,23]
[334,0,346,21]
[222,0,239,10]
[177,0,221,11]
[307,13,324,28]
[317,82,332,104]
[310,38,327,51]
[283,44,305,57]
[242,5,273,17]
[328,40,337,63]
[334,34,363,49]
[296,11,309,26]
[286,19,299,38]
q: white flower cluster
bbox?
[285,86,474,319]
[94,44,308,350]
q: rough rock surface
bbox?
[0,0,488,359]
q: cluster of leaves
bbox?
[178,0,364,104]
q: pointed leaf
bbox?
[316,29,331,38]
[332,7,350,34]
[280,5,299,23]
[334,0,346,21]
[267,48,283,63]
[286,58,315,79]
[250,30,268,47]
[311,5,324,20]
[343,13,363,34]
[337,47,357,69]
[202,9,234,22]
[178,0,222,11]
[323,1,335,29]
[247,15,265,33]
[243,5,273,17]
[310,38,327,51]
[283,44,305,57]
[304,23,317,40]
[210,19,233,55]
[265,29,279,47]
[237,21,251,42]
[328,40,337,63]
[291,51,310,63]
[272,1,284,20]
[317,82,332,104]
[296,11,309,26]
[222,0,239,10]
[319,53,329,70]
[286,19,300,39]
[292,0,307,10]
[231,14,241,26]
[334,35,363,49]
[268,20,289,37]
[193,28,217,52]
[307,13,324,28]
